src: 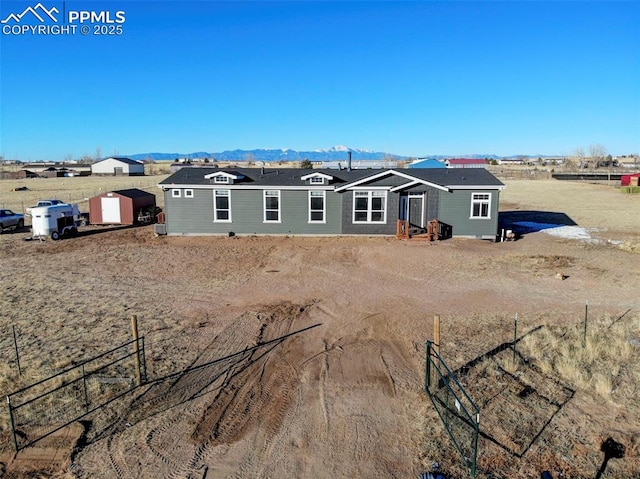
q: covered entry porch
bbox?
[396,192,451,240]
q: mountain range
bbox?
[127,146,509,163]
[128,146,396,162]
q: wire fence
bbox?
[6,337,146,452]
[425,340,480,478]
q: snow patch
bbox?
[513,222,596,241]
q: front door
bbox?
[408,193,425,231]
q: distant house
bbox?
[621,173,640,187]
[91,157,144,176]
[2,169,38,179]
[408,159,446,169]
[158,167,505,240]
[497,158,525,166]
[445,159,488,169]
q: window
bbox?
[214,190,231,222]
[309,191,325,223]
[470,193,491,218]
[184,189,194,198]
[264,190,280,222]
[172,189,181,198]
[353,191,386,223]
[310,177,324,185]
[214,176,229,184]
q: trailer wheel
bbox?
[51,231,60,240]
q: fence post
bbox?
[7,396,18,453]
[140,336,147,382]
[434,314,441,358]
[425,340,432,392]
[131,315,143,386]
[12,325,22,376]
[583,300,588,348]
[513,313,518,365]
[81,363,89,410]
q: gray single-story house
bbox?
[158,167,505,239]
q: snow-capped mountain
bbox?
[128,146,401,162]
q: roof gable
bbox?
[335,169,450,192]
[300,172,334,181]
[203,171,244,180]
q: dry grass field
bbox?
[0,175,638,479]
[0,174,168,216]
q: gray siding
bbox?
[164,188,341,235]
[341,190,399,235]
[437,189,500,238]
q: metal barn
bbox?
[91,157,145,176]
[89,188,156,225]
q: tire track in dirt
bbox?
[78,301,316,478]
[148,343,260,478]
[380,352,398,397]
[106,429,131,479]
[254,355,301,477]
[186,302,313,478]
[97,311,261,478]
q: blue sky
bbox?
[1,0,639,161]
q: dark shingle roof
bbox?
[112,188,155,198]
[399,167,504,187]
[100,157,142,165]
[159,167,504,189]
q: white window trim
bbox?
[263,190,281,223]
[184,189,194,198]
[353,190,387,224]
[470,192,492,219]
[309,177,325,185]
[308,190,326,223]
[214,176,230,184]
[213,190,232,223]
[171,189,181,198]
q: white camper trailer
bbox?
[31,203,81,240]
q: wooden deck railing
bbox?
[396,220,409,239]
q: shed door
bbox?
[101,197,121,223]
